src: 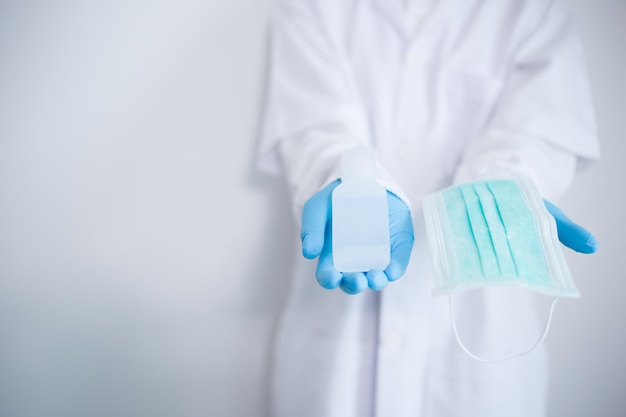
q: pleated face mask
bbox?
[422,178,579,363]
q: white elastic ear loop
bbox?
[449,293,559,364]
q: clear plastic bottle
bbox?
[332,147,390,272]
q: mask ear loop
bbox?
[449,293,559,364]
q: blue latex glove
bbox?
[544,200,598,254]
[301,180,414,295]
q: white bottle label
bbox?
[332,148,390,272]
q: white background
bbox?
[0,1,623,416]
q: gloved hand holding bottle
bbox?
[301,179,415,295]
[301,147,415,294]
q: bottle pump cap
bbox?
[341,147,376,182]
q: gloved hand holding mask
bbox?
[422,177,597,362]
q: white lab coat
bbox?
[258,0,600,416]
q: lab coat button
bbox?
[399,145,417,160]
[405,51,420,69]
[380,332,403,351]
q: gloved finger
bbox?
[316,264,342,289]
[301,180,340,259]
[385,192,414,281]
[544,199,598,254]
[340,272,368,295]
[315,221,342,289]
[385,234,413,281]
[366,269,389,291]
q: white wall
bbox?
[548,1,626,416]
[0,1,290,416]
[0,1,623,416]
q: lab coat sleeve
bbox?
[257,1,406,221]
[453,0,600,201]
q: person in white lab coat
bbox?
[257,0,600,416]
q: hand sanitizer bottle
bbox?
[332,147,390,272]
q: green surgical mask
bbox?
[423,178,579,363]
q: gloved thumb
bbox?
[544,199,598,254]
